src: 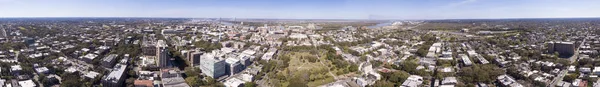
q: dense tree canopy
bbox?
[457,64,505,83]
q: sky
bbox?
[1,0,600,19]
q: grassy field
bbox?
[274,51,339,87]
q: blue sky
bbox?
[1,0,599,19]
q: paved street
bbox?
[549,70,568,87]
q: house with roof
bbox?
[401,75,424,87]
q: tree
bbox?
[564,74,579,82]
[533,81,547,87]
[371,60,383,67]
[193,40,222,51]
[60,73,83,87]
[307,56,318,63]
[288,74,309,87]
[185,76,203,87]
[128,70,137,78]
[381,71,410,84]
[245,34,252,40]
[458,64,505,83]
[579,58,593,66]
[206,77,217,85]
[349,50,360,56]
[360,56,367,62]
[288,79,308,87]
[467,84,476,87]
[400,61,418,74]
[184,67,201,77]
[416,48,429,57]
[62,79,83,87]
[349,64,359,72]
[244,82,257,87]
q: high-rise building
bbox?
[555,41,575,56]
[546,42,555,53]
[142,36,157,56]
[226,58,243,75]
[199,53,228,79]
[0,27,7,38]
[157,40,169,68]
[547,41,575,57]
[188,51,203,67]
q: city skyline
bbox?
[1,0,600,19]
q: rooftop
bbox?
[102,54,118,62]
[134,80,154,87]
[18,80,36,87]
[104,64,127,83]
[84,71,100,79]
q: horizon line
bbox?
[1,16,600,21]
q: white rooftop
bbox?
[18,80,36,87]
[10,65,22,71]
[84,71,100,79]
[104,64,127,83]
[224,78,245,87]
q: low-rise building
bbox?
[223,78,245,87]
[261,48,278,60]
[134,80,154,87]
[401,75,423,87]
[102,64,127,87]
[568,66,576,73]
[594,67,600,75]
[441,77,457,85]
[10,65,22,75]
[34,67,49,74]
[160,69,189,87]
[17,80,36,87]
[497,74,523,87]
[102,54,119,68]
[81,53,98,63]
[460,54,472,66]
[581,67,592,74]
[84,71,100,79]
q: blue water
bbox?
[221,22,235,26]
[367,22,392,28]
